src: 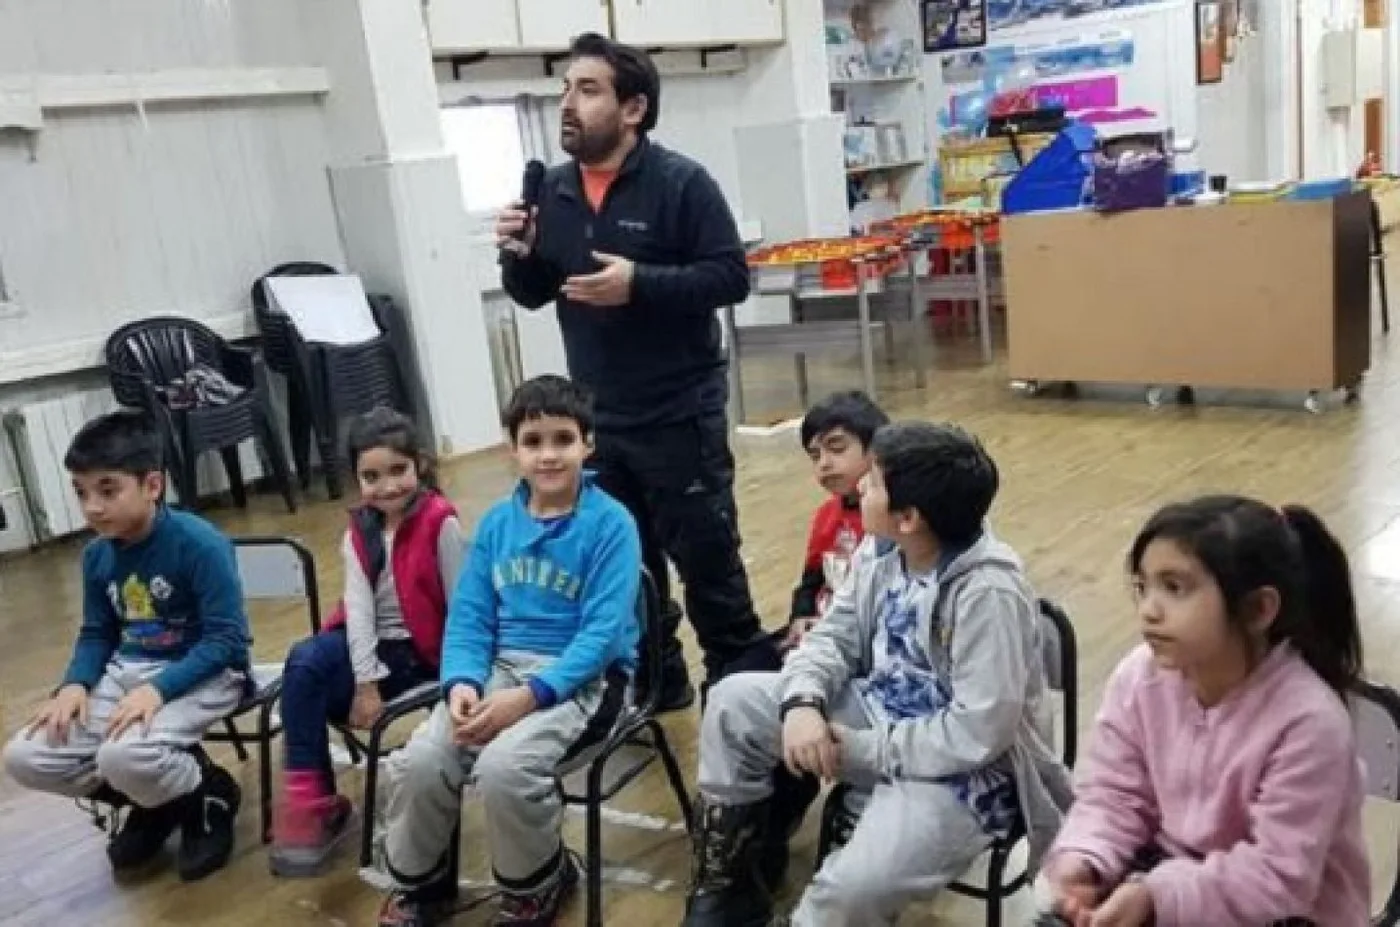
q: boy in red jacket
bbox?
[781,391,888,652]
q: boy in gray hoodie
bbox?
[681,421,1072,927]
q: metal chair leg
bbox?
[225,719,249,762]
[984,844,1010,927]
[649,720,694,832]
[258,700,276,844]
[360,722,388,868]
[585,759,607,927]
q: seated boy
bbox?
[782,390,888,652]
[3,410,248,881]
[377,375,641,927]
[682,421,1073,927]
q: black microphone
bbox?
[516,159,546,241]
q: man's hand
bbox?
[1084,880,1152,927]
[781,706,839,781]
[781,617,819,652]
[348,683,385,730]
[1043,853,1102,923]
[27,684,88,746]
[457,686,537,746]
[106,684,164,741]
[561,252,635,307]
[495,200,537,258]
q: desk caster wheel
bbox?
[1177,386,1196,405]
[1304,391,1324,414]
[1344,383,1361,404]
[1012,379,1041,396]
[1145,386,1165,408]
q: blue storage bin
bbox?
[1289,177,1354,201]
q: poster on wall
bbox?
[988,0,1174,32]
[1196,0,1224,84]
[923,0,989,52]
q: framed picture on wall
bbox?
[922,0,988,54]
[1221,0,1240,62]
[1196,0,1224,85]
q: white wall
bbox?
[0,0,345,383]
[1196,13,1271,181]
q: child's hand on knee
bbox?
[782,706,838,781]
[1043,853,1101,923]
[456,686,536,746]
[106,684,164,740]
[449,683,480,731]
[349,683,385,730]
[26,684,88,746]
[1085,880,1152,927]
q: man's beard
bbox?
[561,119,624,165]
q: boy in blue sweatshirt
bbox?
[378,375,641,927]
[3,410,249,881]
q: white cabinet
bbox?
[709,0,785,45]
[518,0,610,50]
[611,0,709,47]
[428,0,519,53]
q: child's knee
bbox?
[3,731,49,786]
[474,743,551,806]
[703,672,778,736]
[94,738,161,798]
[283,634,330,678]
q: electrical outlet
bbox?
[0,301,25,321]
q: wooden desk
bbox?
[1002,193,1372,403]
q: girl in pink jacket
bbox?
[1042,495,1370,927]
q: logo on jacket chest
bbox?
[616,218,649,234]
[493,556,582,601]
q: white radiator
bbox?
[3,388,119,542]
[2,390,267,545]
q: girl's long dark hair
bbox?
[1128,495,1362,696]
[345,406,437,490]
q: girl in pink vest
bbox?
[270,408,465,877]
[1041,495,1369,927]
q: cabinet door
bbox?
[709,0,784,44]
[518,0,610,49]
[427,0,519,53]
[611,0,708,46]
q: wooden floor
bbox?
[5,299,1400,925]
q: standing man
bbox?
[494,32,775,710]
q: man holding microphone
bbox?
[494,32,775,709]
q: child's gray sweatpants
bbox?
[700,671,994,927]
[382,653,607,891]
[3,656,245,808]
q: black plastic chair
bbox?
[251,266,409,499]
[104,317,296,512]
[815,597,1078,927]
[361,571,695,927]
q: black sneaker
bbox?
[176,763,241,882]
[106,798,182,871]
[494,852,579,926]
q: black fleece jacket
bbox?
[499,139,750,431]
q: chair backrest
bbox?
[1349,679,1400,926]
[105,316,223,406]
[1037,597,1079,768]
[232,536,322,633]
[633,568,665,714]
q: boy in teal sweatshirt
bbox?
[3,410,248,882]
[377,375,641,927]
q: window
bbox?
[441,103,526,214]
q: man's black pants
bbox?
[589,412,774,685]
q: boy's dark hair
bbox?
[64,409,164,477]
[570,32,661,134]
[346,406,436,489]
[800,390,890,450]
[870,421,998,548]
[503,375,594,441]
[1128,495,1362,696]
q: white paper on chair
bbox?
[264,274,380,346]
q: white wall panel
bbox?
[0,0,342,381]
